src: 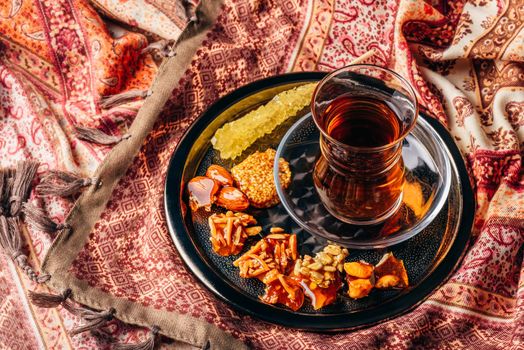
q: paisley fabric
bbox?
[1,0,523,349]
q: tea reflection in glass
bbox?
[312,65,418,225]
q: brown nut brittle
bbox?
[208,211,259,256]
[374,252,409,289]
[348,278,374,299]
[233,229,298,280]
[292,244,348,309]
[344,261,374,279]
[259,269,304,311]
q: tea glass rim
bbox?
[311,64,419,153]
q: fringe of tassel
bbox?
[1,216,50,283]
[22,202,70,234]
[68,307,116,336]
[75,125,131,146]
[0,161,49,283]
[100,89,151,109]
[36,170,94,197]
[28,288,72,308]
[9,160,38,216]
[115,326,160,350]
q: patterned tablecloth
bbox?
[0,0,523,349]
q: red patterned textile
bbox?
[1,0,523,349]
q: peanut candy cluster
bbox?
[293,244,349,289]
[233,228,297,279]
[208,211,261,256]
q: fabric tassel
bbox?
[36,170,93,197]
[22,202,69,234]
[74,125,131,146]
[9,160,39,216]
[3,169,14,207]
[115,326,160,350]
[99,89,150,109]
[1,216,49,283]
[68,307,116,336]
[28,288,71,308]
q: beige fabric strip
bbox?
[40,1,248,349]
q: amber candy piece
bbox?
[374,252,409,289]
[187,176,219,211]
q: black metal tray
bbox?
[164,72,474,331]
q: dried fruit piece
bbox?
[206,165,234,186]
[234,232,298,280]
[348,278,373,299]
[344,261,374,279]
[215,186,250,211]
[208,211,257,256]
[374,252,409,288]
[211,83,317,159]
[187,176,219,211]
[231,149,291,208]
[375,275,400,289]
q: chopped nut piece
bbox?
[245,226,262,236]
[375,275,401,289]
[344,261,374,279]
[308,262,323,271]
[208,212,257,256]
[324,245,341,256]
[266,233,288,240]
[348,278,373,299]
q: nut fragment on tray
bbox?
[292,244,348,309]
[231,148,291,208]
[233,228,297,279]
[208,211,259,256]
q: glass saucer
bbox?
[274,113,452,249]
